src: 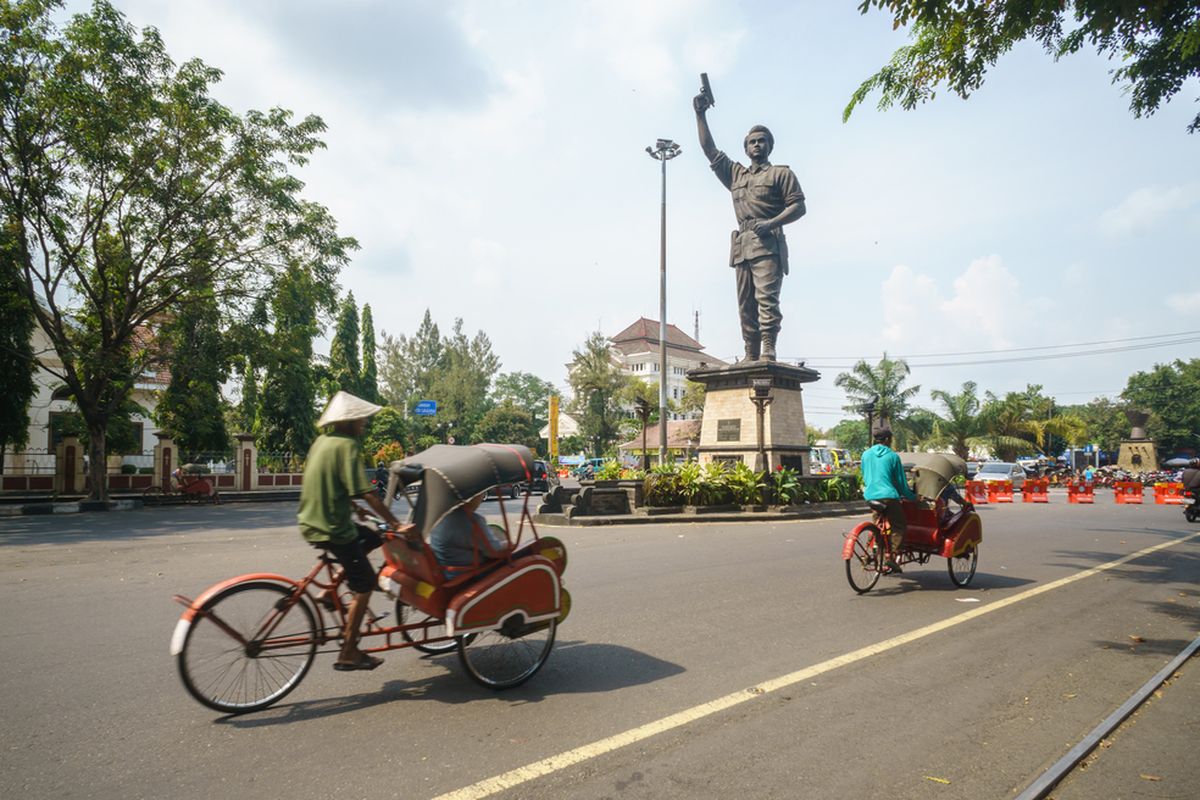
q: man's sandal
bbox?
[333,654,384,671]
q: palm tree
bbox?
[835,354,920,432]
[929,381,984,459]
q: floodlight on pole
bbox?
[646,138,681,464]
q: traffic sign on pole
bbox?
[414,400,437,416]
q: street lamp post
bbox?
[646,138,681,464]
[861,396,878,440]
[750,378,774,474]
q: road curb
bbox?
[534,501,869,526]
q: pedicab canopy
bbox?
[389,444,535,535]
[896,452,968,500]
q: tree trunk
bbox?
[87,422,109,502]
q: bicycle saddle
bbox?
[867,500,889,514]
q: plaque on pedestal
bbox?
[687,361,820,473]
[1116,409,1158,472]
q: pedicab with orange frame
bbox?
[842,452,983,594]
[169,444,569,714]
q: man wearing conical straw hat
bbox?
[299,391,408,671]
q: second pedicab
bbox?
[842,452,983,594]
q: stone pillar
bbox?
[154,433,176,494]
[235,434,258,492]
[55,435,85,494]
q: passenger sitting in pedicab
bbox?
[428,491,509,579]
[909,453,970,525]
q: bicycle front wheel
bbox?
[845,525,883,594]
[459,616,556,689]
[176,581,317,714]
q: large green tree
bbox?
[1,1,354,498]
[328,291,361,397]
[427,320,501,444]
[567,332,630,456]
[1067,396,1128,452]
[0,235,37,466]
[491,371,557,431]
[155,290,229,457]
[360,303,379,403]
[847,1,1200,134]
[257,264,331,461]
[835,354,920,432]
[378,309,443,411]
[1123,358,1200,454]
[474,402,540,449]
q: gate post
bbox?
[235,433,258,492]
[55,435,85,495]
[154,433,176,494]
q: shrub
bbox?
[373,441,405,466]
[772,466,802,505]
[596,460,623,480]
[643,463,681,506]
[727,462,766,504]
[119,464,138,475]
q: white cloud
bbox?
[881,255,1047,351]
[1165,292,1200,314]
[1098,184,1200,237]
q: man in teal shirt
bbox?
[860,429,917,573]
[300,391,407,671]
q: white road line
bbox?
[432,531,1200,800]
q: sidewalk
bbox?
[1047,650,1200,799]
[0,488,301,517]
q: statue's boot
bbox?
[761,334,777,362]
[740,339,760,364]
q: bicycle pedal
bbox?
[368,610,391,624]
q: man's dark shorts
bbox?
[314,524,383,593]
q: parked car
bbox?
[973,461,1026,489]
[522,459,556,494]
[966,461,982,480]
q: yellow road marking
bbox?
[433,531,1200,800]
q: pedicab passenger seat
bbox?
[901,500,941,550]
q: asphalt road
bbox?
[1,499,1198,799]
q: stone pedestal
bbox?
[1116,439,1158,472]
[687,361,820,474]
[235,434,259,492]
[153,434,176,493]
[55,435,85,494]
[1116,409,1158,472]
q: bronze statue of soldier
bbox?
[694,79,806,362]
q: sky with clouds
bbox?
[82,0,1200,425]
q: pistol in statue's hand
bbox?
[693,93,712,114]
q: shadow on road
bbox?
[1090,597,1200,660]
[864,570,1035,596]
[1048,540,1200,588]
[215,640,685,728]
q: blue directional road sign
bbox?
[414,400,438,416]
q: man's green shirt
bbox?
[298,433,371,544]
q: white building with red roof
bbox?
[608,317,726,419]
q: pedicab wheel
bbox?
[947,545,979,587]
[845,525,883,594]
[396,600,473,654]
[177,581,317,714]
[142,485,164,503]
[458,616,556,689]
